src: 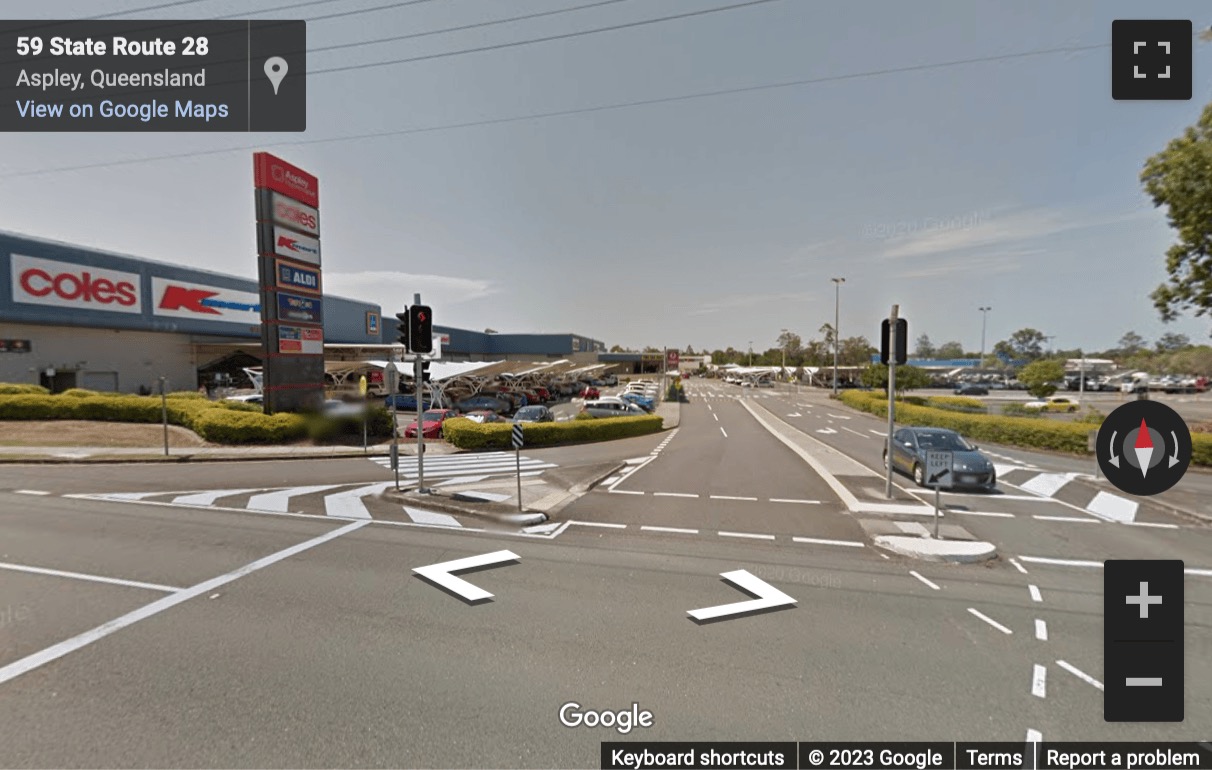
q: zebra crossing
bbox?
[989,465,1163,525]
[367,450,558,485]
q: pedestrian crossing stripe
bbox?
[368,451,556,479]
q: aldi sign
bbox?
[278,325,323,355]
[275,259,320,294]
[152,276,261,325]
[277,292,322,324]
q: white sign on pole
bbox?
[925,450,953,487]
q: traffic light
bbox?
[420,360,431,383]
[880,318,908,365]
[409,305,433,353]
[395,312,409,346]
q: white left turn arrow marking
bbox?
[413,550,519,603]
[688,569,796,622]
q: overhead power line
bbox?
[0,39,1126,181]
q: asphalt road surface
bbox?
[0,383,1208,768]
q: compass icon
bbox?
[1096,400,1191,495]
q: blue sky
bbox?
[3,0,1211,353]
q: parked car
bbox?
[580,400,647,418]
[954,383,989,396]
[513,405,553,423]
[883,427,996,491]
[462,409,504,424]
[619,392,655,411]
[224,393,262,404]
[601,374,619,386]
[1023,395,1080,412]
[322,399,364,418]
[384,394,431,411]
[403,408,459,439]
[579,386,601,399]
[455,395,510,414]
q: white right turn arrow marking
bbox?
[688,570,796,622]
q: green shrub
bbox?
[191,410,307,444]
[444,414,662,450]
[0,383,48,395]
[924,395,986,413]
[165,391,208,400]
[1193,434,1212,467]
[59,388,104,398]
[214,400,262,412]
[1076,409,1106,424]
[1001,403,1045,418]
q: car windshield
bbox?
[517,407,542,417]
[914,432,975,451]
[421,411,445,421]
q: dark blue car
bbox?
[384,394,431,411]
[455,395,511,414]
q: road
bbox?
[0,381,1208,768]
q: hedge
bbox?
[443,414,663,449]
[924,395,986,413]
[0,383,48,395]
[838,391,1212,467]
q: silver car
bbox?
[580,400,647,418]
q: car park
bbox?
[513,405,554,423]
[1024,395,1080,412]
[883,427,996,491]
[403,408,459,439]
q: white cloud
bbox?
[322,270,498,314]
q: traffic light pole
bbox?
[388,350,399,491]
[885,304,898,499]
[414,292,426,494]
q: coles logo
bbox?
[270,192,319,236]
[10,254,141,314]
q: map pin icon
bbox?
[264,56,288,95]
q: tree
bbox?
[819,323,836,350]
[861,364,931,392]
[684,345,697,355]
[980,355,1003,369]
[777,330,803,358]
[642,346,661,353]
[609,344,626,353]
[1018,359,1066,398]
[1008,328,1047,359]
[992,340,1016,361]
[936,340,965,359]
[1117,331,1148,355]
[802,339,829,366]
[839,336,876,366]
[1155,332,1191,353]
[914,334,936,358]
[1140,102,1212,323]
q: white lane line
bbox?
[710,495,758,501]
[719,531,776,540]
[1057,660,1104,691]
[0,561,181,593]
[827,413,851,420]
[713,413,719,421]
[1009,558,1029,574]
[1019,555,1103,568]
[1124,521,1181,530]
[640,526,698,534]
[968,608,1013,635]
[1029,584,1043,602]
[1185,567,1212,577]
[0,520,370,686]
[842,426,869,439]
[792,536,864,548]
[609,489,645,495]
[950,510,1015,518]
[653,492,699,498]
[1027,729,1042,743]
[568,521,627,529]
[909,571,940,591]
[1032,664,1047,698]
[707,404,713,411]
[869,429,886,436]
[433,474,490,487]
[246,484,343,513]
[719,427,728,438]
[770,498,821,504]
[878,552,890,559]
[1035,619,1048,641]
[1034,515,1099,523]
[13,489,51,496]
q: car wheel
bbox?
[882,451,888,470]
[1069,406,1077,413]
[912,463,925,487]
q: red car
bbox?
[580,386,600,399]
[403,408,459,439]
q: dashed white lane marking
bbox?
[713,413,719,421]
[1057,660,1104,691]
[707,404,713,411]
[827,413,851,420]
[1020,556,1103,568]
[1027,728,1043,743]
[1035,619,1048,640]
[1124,521,1181,530]
[770,498,821,504]
[842,427,869,439]
[0,520,370,686]
[710,495,758,501]
[719,531,776,541]
[951,510,1015,518]
[1009,558,1029,575]
[1034,515,1099,523]
[909,571,940,590]
[569,521,627,529]
[653,492,698,498]
[878,552,890,559]
[1032,664,1047,698]
[640,526,698,534]
[968,608,1013,635]
[1029,584,1043,602]
[719,427,728,438]
[609,489,645,495]
[0,561,182,593]
[869,429,886,436]
[792,536,864,548]
[13,489,51,496]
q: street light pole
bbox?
[832,277,845,394]
[978,306,991,364]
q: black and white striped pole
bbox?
[512,423,524,512]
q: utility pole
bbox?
[832,277,845,394]
[388,351,399,491]
[978,306,991,365]
[885,304,899,499]
[414,292,425,493]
